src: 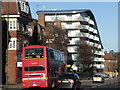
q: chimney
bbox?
[54,21,61,28]
[38,13,45,27]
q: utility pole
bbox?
[0,0,2,86]
[6,0,9,87]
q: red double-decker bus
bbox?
[22,45,65,88]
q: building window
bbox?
[17,40,20,50]
[9,42,12,48]
[21,2,26,12]
[20,2,29,14]
[67,14,72,17]
[9,20,17,30]
[8,38,17,50]
[13,21,16,29]
[13,41,15,48]
[26,5,29,14]
[9,21,12,29]
[67,22,72,24]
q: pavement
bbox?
[0,83,22,89]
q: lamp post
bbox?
[6,0,9,87]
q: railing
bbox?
[80,33,89,37]
[67,47,77,53]
[68,38,80,45]
[93,64,104,69]
[89,19,94,25]
[93,29,97,34]
[94,58,105,61]
[94,36,99,41]
[61,24,79,29]
[94,50,105,55]
[45,15,90,21]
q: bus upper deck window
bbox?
[25,48,44,59]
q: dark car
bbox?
[55,73,81,90]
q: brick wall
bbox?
[8,50,17,84]
[38,14,45,27]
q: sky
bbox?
[29,1,118,52]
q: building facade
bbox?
[1,0,33,84]
[103,52,118,72]
[37,9,105,71]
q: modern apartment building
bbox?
[37,9,105,71]
[1,0,33,84]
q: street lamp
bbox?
[6,0,9,87]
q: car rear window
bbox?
[94,75,101,77]
[59,74,77,79]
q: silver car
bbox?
[95,72,110,78]
[93,74,105,83]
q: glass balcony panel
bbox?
[94,58,105,62]
[93,64,104,69]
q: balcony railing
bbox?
[68,38,80,45]
[89,19,94,25]
[94,50,105,56]
[89,34,94,39]
[80,25,89,30]
[67,47,77,53]
[93,29,97,34]
[94,36,99,41]
[61,24,79,29]
[94,43,102,49]
[94,58,105,62]
[80,33,89,37]
[93,64,104,69]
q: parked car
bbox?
[55,73,81,89]
[93,74,105,83]
[95,72,110,78]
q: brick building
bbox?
[1,0,68,84]
[103,52,118,72]
[1,0,33,84]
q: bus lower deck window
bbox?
[24,66,45,71]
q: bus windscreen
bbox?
[25,48,44,59]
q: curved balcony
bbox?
[94,50,105,56]
[68,38,80,45]
[93,29,98,34]
[94,58,105,62]
[61,24,79,29]
[68,30,80,37]
[94,43,102,49]
[80,25,89,30]
[89,19,94,25]
[94,36,99,41]
[80,33,89,37]
[67,46,77,53]
[93,64,104,69]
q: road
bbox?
[81,77,119,90]
[1,77,119,90]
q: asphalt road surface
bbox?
[81,77,119,90]
[1,77,119,90]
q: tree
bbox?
[76,40,95,69]
[45,24,68,51]
[44,23,69,63]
